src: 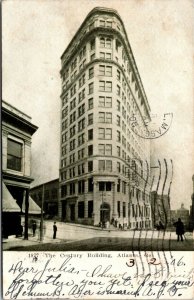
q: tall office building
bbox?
[59,7,152,229]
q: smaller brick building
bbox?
[30,179,59,218]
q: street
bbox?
[3,219,193,251]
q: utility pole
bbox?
[40,184,44,241]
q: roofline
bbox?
[2,107,38,134]
[60,6,151,112]
[30,178,59,191]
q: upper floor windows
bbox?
[78,133,85,146]
[90,39,95,50]
[99,65,112,77]
[70,98,76,111]
[99,112,112,124]
[89,82,94,94]
[99,20,112,28]
[79,45,86,62]
[7,138,23,172]
[88,98,93,110]
[62,106,68,119]
[88,67,94,79]
[70,111,76,124]
[71,58,77,72]
[100,37,112,48]
[70,84,76,97]
[99,81,112,92]
[79,73,85,88]
[88,113,93,125]
[117,70,121,81]
[78,103,85,118]
[78,89,85,103]
[100,52,112,60]
[99,96,112,108]
[98,128,112,140]
[98,144,112,156]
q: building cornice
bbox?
[2,107,38,135]
[2,171,34,184]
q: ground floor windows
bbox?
[78,201,84,218]
[88,200,93,218]
[99,181,111,191]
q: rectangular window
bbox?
[88,129,93,140]
[61,185,67,197]
[106,128,112,140]
[117,162,121,173]
[88,201,93,218]
[88,113,93,125]
[99,81,112,92]
[99,112,112,123]
[78,118,85,132]
[88,98,93,110]
[78,103,85,117]
[106,53,111,60]
[117,85,121,96]
[99,96,112,107]
[123,202,126,218]
[90,39,95,50]
[106,21,112,28]
[7,139,22,171]
[88,161,93,172]
[105,144,112,155]
[99,65,105,76]
[117,130,121,142]
[117,179,120,192]
[78,202,84,218]
[117,201,120,218]
[106,112,112,123]
[99,160,105,171]
[99,112,105,123]
[89,67,94,79]
[89,82,94,94]
[98,128,105,139]
[117,70,121,81]
[78,180,85,194]
[106,160,112,171]
[88,145,93,156]
[117,115,121,126]
[78,133,85,146]
[88,177,93,192]
[117,146,121,157]
[100,20,105,27]
[98,144,105,155]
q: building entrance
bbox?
[100,202,110,225]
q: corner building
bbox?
[59,7,152,229]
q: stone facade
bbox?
[59,7,152,228]
[2,100,38,238]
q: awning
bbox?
[22,196,41,215]
[3,182,21,212]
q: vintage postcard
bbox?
[2,0,194,299]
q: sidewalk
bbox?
[3,233,71,251]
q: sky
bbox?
[2,0,194,209]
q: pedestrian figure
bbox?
[32,222,37,237]
[53,222,57,239]
[174,218,184,242]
